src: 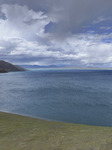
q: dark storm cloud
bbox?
[0,11,7,20]
[1,0,112,37]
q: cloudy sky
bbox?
[0,0,112,67]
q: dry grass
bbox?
[0,112,112,150]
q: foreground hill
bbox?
[0,60,25,73]
[0,112,112,150]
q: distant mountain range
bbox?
[20,65,112,70]
[20,65,65,69]
[0,60,26,73]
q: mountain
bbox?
[0,60,26,73]
[20,65,63,69]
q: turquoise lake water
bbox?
[0,69,112,126]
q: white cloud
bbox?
[0,4,50,40]
[92,16,112,24]
[1,3,112,67]
[100,26,112,30]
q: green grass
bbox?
[0,112,112,150]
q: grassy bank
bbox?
[0,112,112,150]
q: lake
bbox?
[0,69,112,126]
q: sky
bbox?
[0,0,112,67]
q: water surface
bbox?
[0,69,112,126]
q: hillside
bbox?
[0,60,26,73]
[0,112,112,150]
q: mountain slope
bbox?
[0,60,26,73]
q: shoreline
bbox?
[1,111,112,150]
[1,110,111,127]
